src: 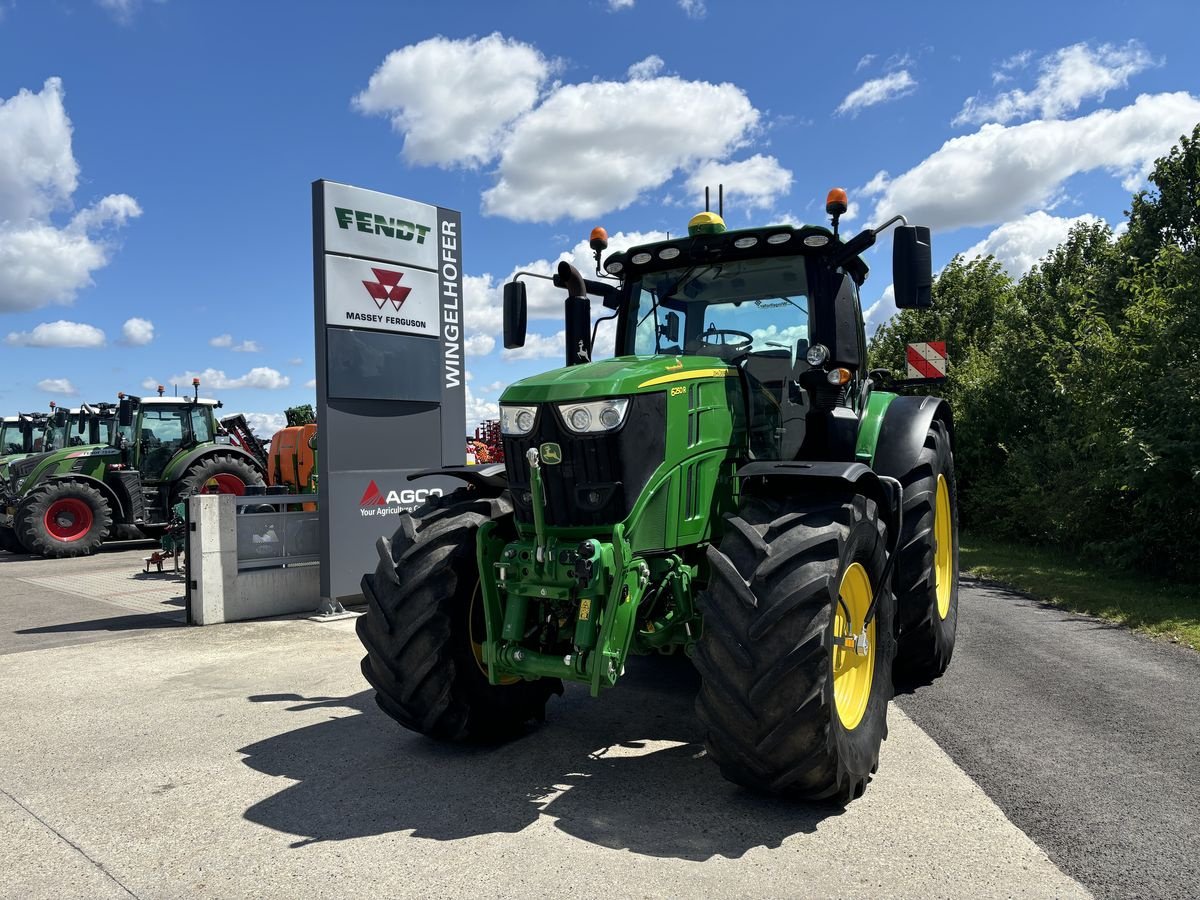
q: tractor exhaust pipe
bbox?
[558,261,591,367]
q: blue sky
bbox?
[1,0,1197,435]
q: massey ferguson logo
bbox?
[362,268,411,311]
[359,480,443,517]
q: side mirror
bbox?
[503,281,527,349]
[118,398,133,428]
[893,225,932,309]
[53,408,68,428]
[659,311,680,344]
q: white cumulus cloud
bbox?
[956,41,1155,126]
[209,334,233,348]
[0,78,142,312]
[687,155,793,211]
[836,70,916,116]
[465,332,496,357]
[6,320,106,347]
[121,317,154,345]
[464,384,499,429]
[166,367,290,391]
[503,330,566,362]
[354,34,551,169]
[627,55,664,80]
[961,211,1103,277]
[463,230,662,354]
[37,377,77,395]
[678,0,705,17]
[483,76,760,222]
[865,91,1200,232]
[239,412,287,440]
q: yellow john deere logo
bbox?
[539,442,563,465]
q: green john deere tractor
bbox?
[0,386,266,558]
[357,190,958,801]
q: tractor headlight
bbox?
[499,405,538,436]
[558,399,630,434]
[806,343,829,367]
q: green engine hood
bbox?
[500,355,736,404]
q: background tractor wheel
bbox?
[893,419,959,684]
[175,453,265,501]
[0,526,23,554]
[356,488,562,742]
[16,481,112,558]
[696,491,895,802]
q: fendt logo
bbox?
[362,268,411,311]
[358,480,443,517]
[334,207,431,244]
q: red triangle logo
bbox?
[359,480,385,507]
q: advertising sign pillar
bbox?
[312,180,465,605]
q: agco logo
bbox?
[362,268,411,311]
[359,480,443,518]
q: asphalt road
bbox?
[897,578,1200,900]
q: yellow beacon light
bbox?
[688,211,727,236]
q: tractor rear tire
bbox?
[893,420,959,684]
[0,526,22,554]
[357,488,562,742]
[696,492,895,802]
[16,481,112,558]
[175,453,265,500]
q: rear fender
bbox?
[735,460,899,552]
[872,396,953,480]
[167,445,266,481]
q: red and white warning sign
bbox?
[906,341,948,379]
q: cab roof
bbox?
[137,396,220,407]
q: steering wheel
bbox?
[697,327,754,354]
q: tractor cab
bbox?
[45,404,116,451]
[0,416,29,457]
[117,393,224,483]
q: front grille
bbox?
[504,393,667,527]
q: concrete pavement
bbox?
[0,551,1087,899]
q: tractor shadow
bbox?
[239,656,841,860]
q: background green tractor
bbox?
[357,189,958,801]
[0,385,266,558]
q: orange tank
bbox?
[268,424,318,495]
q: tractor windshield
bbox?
[0,421,22,455]
[625,254,812,364]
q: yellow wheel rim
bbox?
[469,580,519,685]
[832,562,876,731]
[934,474,953,620]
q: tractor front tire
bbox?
[16,481,112,558]
[696,492,895,802]
[175,453,265,500]
[893,420,959,683]
[357,489,561,742]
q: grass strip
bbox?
[960,530,1200,651]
